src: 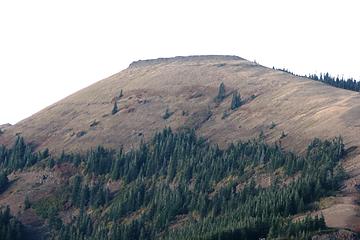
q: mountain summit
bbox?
[1,55,360,235]
[2,55,360,154]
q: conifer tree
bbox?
[0,171,9,193]
[24,196,31,209]
[112,101,118,115]
[216,82,226,101]
[231,91,242,110]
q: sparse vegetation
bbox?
[222,110,229,119]
[269,121,276,129]
[90,120,100,128]
[162,108,173,119]
[76,131,87,138]
[215,63,226,68]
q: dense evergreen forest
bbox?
[0,128,348,240]
[276,68,360,92]
[0,206,24,240]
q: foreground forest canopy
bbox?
[0,127,350,240]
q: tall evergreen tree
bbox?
[231,91,242,110]
[112,101,119,115]
[0,171,9,193]
[216,82,226,101]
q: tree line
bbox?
[276,67,360,92]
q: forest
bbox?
[0,128,348,240]
[0,206,23,240]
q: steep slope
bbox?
[1,55,360,232]
[2,55,360,154]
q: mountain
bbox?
[3,55,360,154]
[1,55,360,239]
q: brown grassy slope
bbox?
[0,123,11,132]
[2,55,360,154]
[1,55,360,230]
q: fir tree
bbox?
[24,196,31,209]
[231,91,242,110]
[0,171,9,193]
[112,101,119,115]
[216,82,226,101]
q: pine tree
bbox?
[297,197,305,213]
[24,196,31,209]
[267,225,277,239]
[71,175,82,207]
[230,91,241,110]
[112,101,119,115]
[216,82,226,101]
[0,171,8,193]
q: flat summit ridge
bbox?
[128,55,244,68]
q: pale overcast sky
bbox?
[0,0,359,124]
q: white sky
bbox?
[0,0,359,124]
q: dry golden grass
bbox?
[1,55,360,230]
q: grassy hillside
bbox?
[1,55,360,237]
[2,56,360,155]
